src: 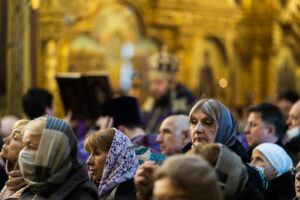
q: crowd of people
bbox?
[0,51,299,200]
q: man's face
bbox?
[295,161,300,199]
[244,112,269,148]
[149,78,171,101]
[157,118,184,155]
[286,103,300,130]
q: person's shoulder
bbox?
[66,181,99,200]
[115,179,137,200]
[265,171,295,200]
[229,140,250,163]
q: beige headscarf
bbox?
[214,144,248,200]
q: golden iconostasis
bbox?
[2,0,300,117]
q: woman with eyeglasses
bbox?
[250,143,295,200]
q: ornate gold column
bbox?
[6,0,31,117]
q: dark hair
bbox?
[278,90,299,103]
[22,88,53,119]
[248,102,284,138]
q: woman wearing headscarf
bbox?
[0,119,29,200]
[18,116,98,200]
[188,143,266,200]
[183,98,249,163]
[250,143,295,200]
[85,128,139,200]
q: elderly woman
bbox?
[250,143,294,200]
[183,98,249,162]
[0,119,29,200]
[153,154,222,200]
[18,116,98,200]
[84,128,139,199]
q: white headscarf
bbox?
[254,143,293,176]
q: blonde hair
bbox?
[189,98,221,126]
[12,119,30,139]
[23,116,47,136]
[85,128,115,153]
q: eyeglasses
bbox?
[291,167,300,176]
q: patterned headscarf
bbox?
[18,116,80,195]
[215,102,237,147]
[98,129,139,198]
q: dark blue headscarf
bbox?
[214,102,237,147]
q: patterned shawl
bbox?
[98,129,139,199]
[215,102,237,147]
[19,116,80,196]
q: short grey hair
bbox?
[188,98,221,126]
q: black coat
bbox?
[264,171,295,200]
[114,179,137,200]
[284,136,300,166]
[232,183,266,200]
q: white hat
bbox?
[254,143,293,176]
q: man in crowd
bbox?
[284,100,300,164]
[244,102,285,156]
[156,115,191,156]
[78,96,166,165]
[22,88,54,119]
[142,51,196,133]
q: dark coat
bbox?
[114,179,137,200]
[264,171,295,200]
[19,166,99,200]
[284,136,300,165]
[232,183,266,200]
